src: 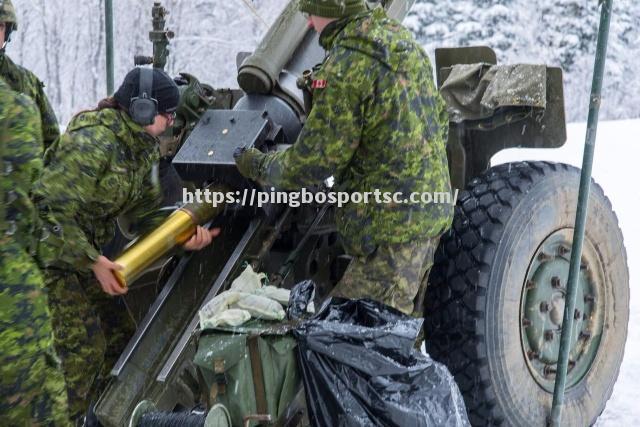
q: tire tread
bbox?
[425,161,628,425]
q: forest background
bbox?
[7,0,639,127]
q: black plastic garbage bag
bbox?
[287,280,316,320]
[294,298,470,427]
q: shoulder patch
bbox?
[311,79,327,89]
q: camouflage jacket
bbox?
[32,108,165,272]
[0,78,43,253]
[251,8,453,256]
[0,51,60,151]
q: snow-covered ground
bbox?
[492,119,639,424]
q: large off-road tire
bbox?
[425,161,629,426]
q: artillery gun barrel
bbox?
[237,1,308,94]
[114,195,225,287]
[236,0,416,96]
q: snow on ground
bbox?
[492,119,640,424]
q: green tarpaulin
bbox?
[440,63,547,123]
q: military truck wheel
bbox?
[424,161,629,426]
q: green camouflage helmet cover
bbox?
[299,0,367,19]
[0,0,17,30]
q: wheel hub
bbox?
[520,229,605,392]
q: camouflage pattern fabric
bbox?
[240,8,453,258]
[33,107,166,273]
[331,237,439,315]
[0,79,42,251]
[45,271,136,421]
[0,0,17,29]
[0,245,71,426]
[0,52,60,151]
[0,245,70,426]
[32,107,166,418]
[0,78,70,426]
[298,0,366,19]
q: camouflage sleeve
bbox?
[34,128,114,271]
[123,165,167,236]
[428,58,449,142]
[30,77,60,151]
[255,53,366,190]
[0,94,43,238]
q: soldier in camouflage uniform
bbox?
[236,0,453,315]
[32,68,219,422]
[0,0,59,151]
[0,78,70,425]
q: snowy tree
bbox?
[7,0,287,126]
[405,0,523,62]
[536,0,598,71]
[405,0,640,122]
[601,0,640,119]
[5,0,640,125]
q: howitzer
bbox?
[94,1,629,426]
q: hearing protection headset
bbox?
[129,67,157,126]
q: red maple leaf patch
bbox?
[311,79,327,89]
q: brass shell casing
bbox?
[113,197,224,288]
[114,187,229,288]
[114,209,195,287]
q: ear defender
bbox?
[129,67,158,126]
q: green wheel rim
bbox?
[520,229,605,392]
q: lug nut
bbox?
[543,365,557,377]
[525,280,535,290]
[544,330,554,341]
[584,295,595,303]
[557,246,570,256]
[551,277,562,289]
[538,252,551,262]
[574,309,581,320]
[580,331,591,340]
[580,262,588,271]
[523,318,532,327]
[540,301,550,313]
[527,350,539,360]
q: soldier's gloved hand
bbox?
[234,147,264,181]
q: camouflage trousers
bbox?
[44,270,136,421]
[331,237,440,315]
[0,241,70,426]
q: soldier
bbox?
[0,0,59,151]
[0,78,70,425]
[235,0,453,315]
[32,68,220,422]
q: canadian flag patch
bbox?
[311,79,327,89]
